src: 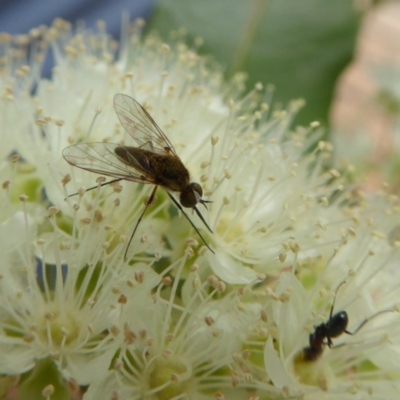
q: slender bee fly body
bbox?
[63,94,214,259]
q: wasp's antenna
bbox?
[329,280,347,320]
[65,178,123,199]
[167,193,215,254]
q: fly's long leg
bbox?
[193,206,213,233]
[124,185,158,260]
[167,192,214,254]
[65,178,123,199]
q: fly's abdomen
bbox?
[115,146,151,174]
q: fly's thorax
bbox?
[180,182,203,208]
[149,153,190,191]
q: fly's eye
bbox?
[180,183,203,208]
[180,188,197,208]
[190,182,203,197]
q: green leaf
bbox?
[147,0,359,125]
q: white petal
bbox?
[210,251,258,284]
[0,344,35,374]
[264,336,296,390]
[65,347,116,385]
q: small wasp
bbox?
[304,281,394,361]
[63,94,214,259]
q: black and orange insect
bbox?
[63,94,214,259]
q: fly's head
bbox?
[180,182,211,209]
[179,182,214,236]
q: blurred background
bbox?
[2,0,400,189]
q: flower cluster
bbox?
[0,19,399,400]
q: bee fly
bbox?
[63,93,214,259]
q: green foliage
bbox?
[148,0,359,126]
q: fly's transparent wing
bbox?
[114,93,177,156]
[62,142,156,184]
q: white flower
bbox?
[3,19,353,282]
[201,118,354,283]
[2,17,400,400]
[84,251,273,400]
[0,197,160,388]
